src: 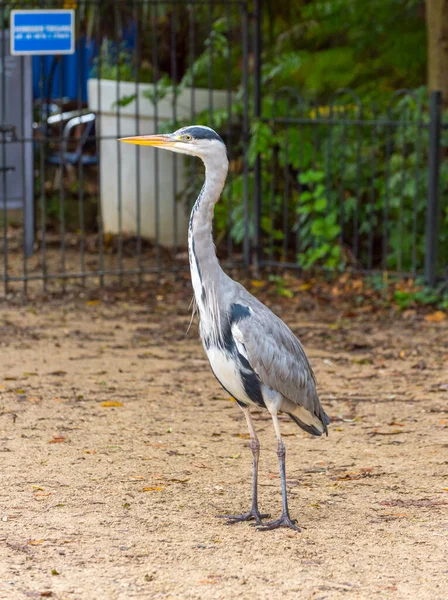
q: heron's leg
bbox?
[257,412,301,532]
[217,405,270,525]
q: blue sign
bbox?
[10,10,75,56]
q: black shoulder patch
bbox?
[230,303,251,324]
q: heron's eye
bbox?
[182,134,193,141]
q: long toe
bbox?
[257,514,301,532]
[217,510,270,525]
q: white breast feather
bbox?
[206,346,251,404]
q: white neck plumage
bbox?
[188,150,229,313]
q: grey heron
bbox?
[120,126,330,532]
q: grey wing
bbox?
[231,296,329,432]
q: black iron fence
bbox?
[0,0,254,296]
[254,88,448,286]
[0,0,447,298]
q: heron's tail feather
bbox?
[288,413,324,436]
[288,409,330,437]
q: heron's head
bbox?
[119,125,226,163]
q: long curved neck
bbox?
[188,151,228,296]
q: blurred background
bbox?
[1,0,447,305]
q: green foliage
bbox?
[296,170,342,269]
[262,0,426,102]
[268,275,294,298]
[186,84,446,276]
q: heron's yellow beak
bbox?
[118,134,175,147]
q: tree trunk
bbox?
[426,0,448,103]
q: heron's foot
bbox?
[256,513,301,532]
[217,508,270,526]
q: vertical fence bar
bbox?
[58,56,66,292]
[152,0,160,269]
[352,106,362,260]
[241,3,250,267]
[425,90,442,286]
[20,55,28,295]
[1,4,7,295]
[76,8,86,286]
[252,0,262,271]
[96,0,104,287]
[296,103,304,265]
[412,103,423,276]
[170,3,178,255]
[188,3,196,214]
[225,1,233,264]
[208,0,214,125]
[367,110,377,271]
[338,106,347,246]
[382,117,392,271]
[282,124,290,260]
[39,57,47,291]
[134,0,142,284]
[115,8,124,284]
[268,145,277,265]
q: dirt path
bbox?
[0,289,447,599]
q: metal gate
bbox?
[0,0,256,296]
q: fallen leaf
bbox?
[86,300,100,306]
[199,579,217,585]
[28,539,45,545]
[101,401,123,407]
[236,433,250,439]
[229,453,241,459]
[51,569,60,576]
[251,280,264,287]
[48,436,66,444]
[424,311,446,322]
[141,486,166,492]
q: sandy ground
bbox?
[0,283,447,600]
